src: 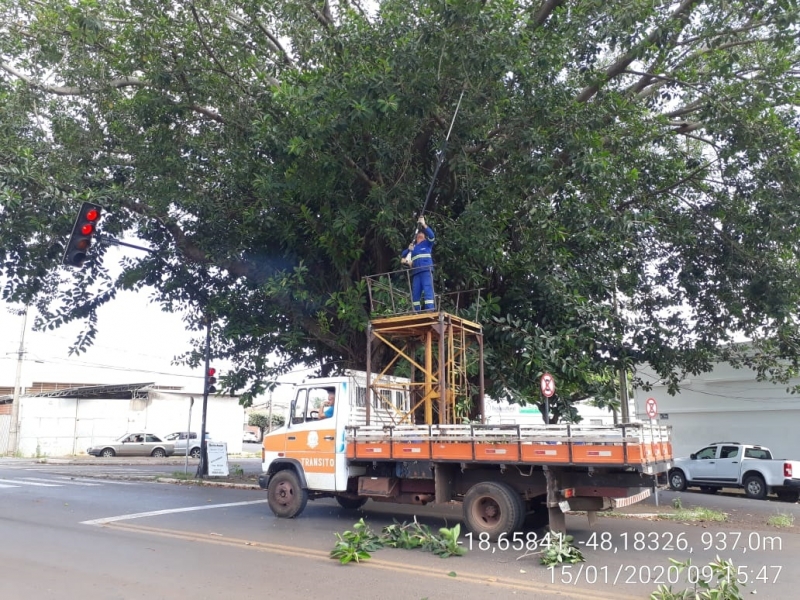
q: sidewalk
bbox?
[0,455,263,489]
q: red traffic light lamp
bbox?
[62,202,103,267]
[205,368,217,394]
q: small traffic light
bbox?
[205,368,217,394]
[62,202,103,267]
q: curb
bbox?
[28,455,260,466]
[50,470,262,489]
[156,477,261,490]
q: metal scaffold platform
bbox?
[365,311,484,426]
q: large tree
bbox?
[1,0,799,413]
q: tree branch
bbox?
[665,99,706,119]
[343,155,378,188]
[616,157,721,213]
[532,0,565,28]
[1,62,144,95]
[575,0,700,104]
[229,12,297,70]
[343,0,370,21]
[188,3,249,95]
[2,61,228,123]
[307,1,334,29]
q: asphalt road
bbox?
[1,459,799,599]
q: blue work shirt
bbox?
[401,226,435,276]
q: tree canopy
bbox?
[2,0,800,414]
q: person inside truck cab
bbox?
[320,389,335,419]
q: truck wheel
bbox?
[463,481,524,540]
[776,490,799,503]
[668,470,687,491]
[190,447,201,458]
[743,474,767,500]
[267,470,308,518]
[336,496,368,510]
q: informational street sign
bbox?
[645,397,659,419]
[540,372,555,398]
[207,441,229,477]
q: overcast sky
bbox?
[0,241,309,410]
[0,289,204,391]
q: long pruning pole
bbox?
[418,90,465,221]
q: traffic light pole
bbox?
[93,224,215,476]
[196,319,211,478]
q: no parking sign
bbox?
[645,397,658,419]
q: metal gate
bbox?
[0,414,11,455]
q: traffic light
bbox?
[205,368,217,394]
[62,202,103,267]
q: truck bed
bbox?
[346,422,672,469]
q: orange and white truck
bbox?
[259,369,673,538]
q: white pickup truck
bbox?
[669,442,800,502]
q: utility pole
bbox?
[613,287,630,423]
[619,367,630,423]
[267,389,274,434]
[7,306,29,456]
[196,318,212,478]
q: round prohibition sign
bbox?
[645,397,658,419]
[540,372,556,398]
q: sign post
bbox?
[540,372,555,424]
[645,397,660,506]
[207,441,229,477]
[184,396,194,476]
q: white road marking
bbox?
[22,477,102,487]
[0,478,61,487]
[81,499,269,526]
[54,476,136,486]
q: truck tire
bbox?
[267,470,309,518]
[336,496,368,510]
[776,490,799,503]
[743,474,767,500]
[463,481,525,540]
[668,469,687,491]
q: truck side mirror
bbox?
[690,453,696,460]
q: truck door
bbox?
[713,445,742,483]
[690,445,719,481]
[285,386,339,492]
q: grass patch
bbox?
[664,507,727,522]
[167,471,196,480]
[767,513,794,528]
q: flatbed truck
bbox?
[260,368,672,538]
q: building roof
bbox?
[24,383,156,400]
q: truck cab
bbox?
[259,373,409,515]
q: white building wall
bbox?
[17,389,245,457]
[484,398,618,425]
[635,363,800,460]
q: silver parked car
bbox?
[164,431,212,458]
[87,433,174,458]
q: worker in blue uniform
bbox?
[401,216,436,311]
